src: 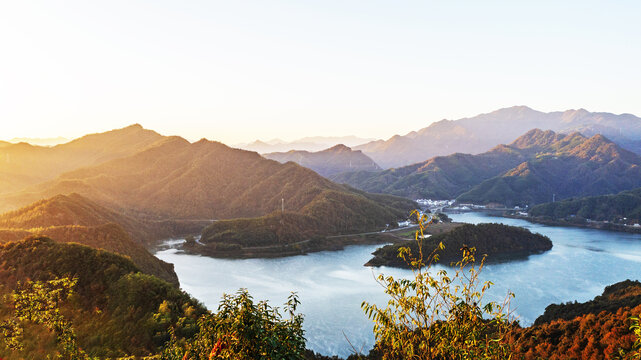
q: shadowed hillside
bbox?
[0,194,187,285]
[335,129,641,207]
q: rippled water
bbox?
[155,212,641,357]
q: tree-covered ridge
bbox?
[199,188,413,253]
[2,137,415,223]
[264,144,381,177]
[528,187,641,224]
[335,129,641,207]
[457,131,641,206]
[0,194,184,285]
[0,237,205,359]
[365,223,552,268]
[330,144,527,199]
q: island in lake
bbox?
[365,223,552,268]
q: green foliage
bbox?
[0,277,86,360]
[361,211,516,360]
[0,237,204,358]
[631,316,641,359]
[200,189,414,251]
[529,187,641,224]
[163,289,305,360]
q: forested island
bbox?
[365,223,552,268]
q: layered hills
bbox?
[0,194,184,285]
[0,124,164,194]
[263,144,381,177]
[236,135,374,153]
[356,106,641,168]
[335,129,641,206]
[0,132,415,254]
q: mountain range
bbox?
[0,124,164,194]
[334,129,641,206]
[235,135,375,153]
[355,106,641,168]
[263,144,381,177]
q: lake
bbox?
[155,212,641,358]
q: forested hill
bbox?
[0,124,164,195]
[331,143,527,199]
[0,194,185,285]
[1,137,415,228]
[0,237,205,359]
[528,187,641,224]
[263,144,381,177]
[335,129,641,207]
[457,131,641,205]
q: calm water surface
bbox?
[155,212,641,357]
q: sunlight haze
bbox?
[1,0,639,144]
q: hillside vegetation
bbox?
[264,144,381,177]
[365,223,552,268]
[507,280,641,360]
[529,187,641,224]
[337,129,641,207]
[0,194,189,285]
[0,237,204,359]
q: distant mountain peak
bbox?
[325,144,351,152]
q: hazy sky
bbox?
[1,1,639,144]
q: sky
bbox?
[1,1,640,145]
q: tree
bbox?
[362,210,516,360]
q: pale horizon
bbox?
[2,1,640,144]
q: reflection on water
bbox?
[155,212,641,357]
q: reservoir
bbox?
[155,212,641,358]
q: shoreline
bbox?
[502,213,641,235]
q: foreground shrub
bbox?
[163,289,305,360]
[362,211,516,360]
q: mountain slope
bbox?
[331,145,527,199]
[0,124,164,194]
[335,129,641,206]
[1,137,415,241]
[263,144,381,177]
[356,106,641,168]
[0,194,182,285]
[457,132,641,206]
[528,187,641,223]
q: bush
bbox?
[361,211,516,360]
[163,289,306,360]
